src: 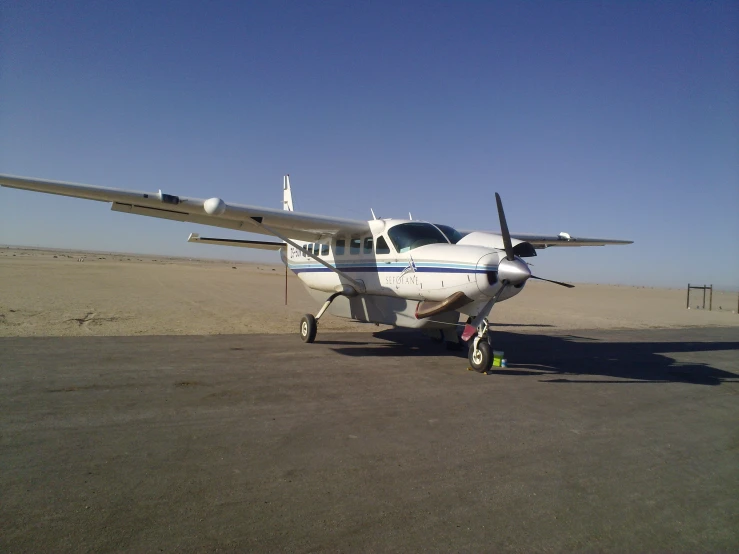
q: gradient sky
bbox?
[1,1,737,288]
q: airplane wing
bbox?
[510,233,633,248]
[0,174,369,242]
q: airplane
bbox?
[0,173,632,372]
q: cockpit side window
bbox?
[375,236,391,255]
[387,223,449,253]
[434,224,465,244]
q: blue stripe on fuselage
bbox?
[289,265,497,274]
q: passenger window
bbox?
[363,237,373,254]
[376,236,391,254]
[335,239,345,256]
[321,244,329,256]
[350,238,361,255]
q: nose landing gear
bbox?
[467,318,493,372]
[469,339,492,372]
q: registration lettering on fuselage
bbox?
[385,275,419,286]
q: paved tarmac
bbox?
[1,327,738,552]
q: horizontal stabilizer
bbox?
[187,233,284,250]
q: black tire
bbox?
[468,340,492,372]
[430,330,444,344]
[300,314,317,343]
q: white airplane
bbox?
[1,173,631,371]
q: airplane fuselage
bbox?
[284,219,526,328]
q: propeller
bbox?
[463,192,574,344]
[494,192,574,289]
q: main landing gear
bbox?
[300,314,317,343]
[299,292,341,343]
[466,318,493,373]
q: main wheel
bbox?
[468,340,492,372]
[300,314,317,343]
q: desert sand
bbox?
[1,246,737,337]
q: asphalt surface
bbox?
[1,327,738,553]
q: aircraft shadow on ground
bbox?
[328,329,739,386]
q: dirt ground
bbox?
[1,247,737,337]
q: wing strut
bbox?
[250,218,366,294]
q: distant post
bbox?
[685,283,690,309]
[686,283,713,310]
[686,283,690,309]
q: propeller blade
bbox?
[495,192,514,261]
[531,275,575,288]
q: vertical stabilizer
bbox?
[283,175,294,211]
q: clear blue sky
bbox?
[1,1,737,288]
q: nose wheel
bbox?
[466,318,494,372]
[468,339,492,372]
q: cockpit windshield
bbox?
[387,222,449,253]
[434,224,465,244]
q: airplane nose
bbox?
[475,253,501,297]
[498,257,531,286]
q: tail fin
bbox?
[283,175,294,211]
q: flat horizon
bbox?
[4,243,737,293]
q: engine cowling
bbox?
[475,252,501,297]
